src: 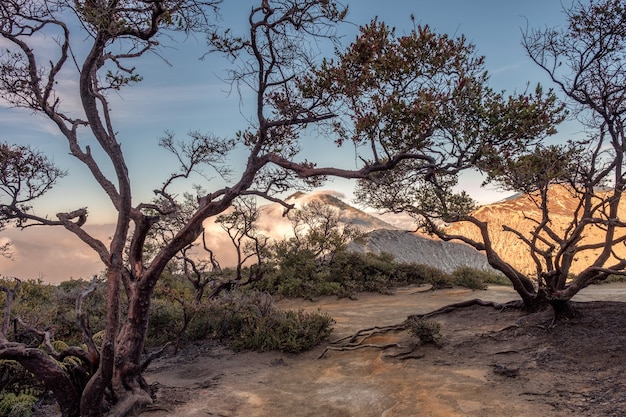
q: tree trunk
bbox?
[549,298,579,322]
[518,289,548,313]
[108,281,155,416]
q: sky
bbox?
[0,0,573,282]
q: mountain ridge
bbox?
[445,184,626,275]
[277,191,499,273]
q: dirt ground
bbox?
[135,283,626,417]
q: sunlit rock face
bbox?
[347,229,496,273]
[445,184,626,275]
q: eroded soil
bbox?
[137,284,626,417]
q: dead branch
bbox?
[141,342,172,372]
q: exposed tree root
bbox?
[318,325,406,359]
[409,298,524,320]
[319,298,524,359]
[318,342,407,359]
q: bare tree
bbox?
[0,1,560,415]
[0,143,66,259]
[148,190,224,303]
[216,197,262,280]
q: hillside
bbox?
[276,191,499,273]
[348,229,497,273]
[445,185,626,275]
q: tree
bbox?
[216,196,269,287]
[0,1,559,416]
[357,0,626,321]
[148,190,225,303]
[0,143,66,259]
[283,200,362,263]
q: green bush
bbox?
[407,263,451,290]
[0,392,38,417]
[53,278,107,345]
[201,290,334,353]
[404,317,442,346]
[147,298,186,346]
[449,267,510,290]
[594,274,626,284]
[255,249,458,299]
[450,267,488,290]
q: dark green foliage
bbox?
[53,278,107,345]
[402,263,452,290]
[255,247,458,298]
[200,290,334,353]
[0,277,107,346]
[594,274,626,285]
[450,267,488,290]
[0,360,43,398]
[404,317,442,346]
[0,392,38,417]
[254,241,510,298]
[478,269,512,286]
[450,267,510,290]
[147,276,335,353]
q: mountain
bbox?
[445,184,626,275]
[1,190,505,283]
[348,229,497,273]
[277,191,498,273]
[283,191,397,231]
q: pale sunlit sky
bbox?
[0,1,575,281]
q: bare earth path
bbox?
[140,284,626,417]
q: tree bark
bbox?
[548,298,579,322]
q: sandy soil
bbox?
[138,283,626,417]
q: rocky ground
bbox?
[133,284,626,417]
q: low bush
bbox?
[200,290,334,353]
[404,316,442,346]
[450,267,489,290]
[449,267,510,290]
[255,250,458,298]
[594,274,626,284]
[0,392,38,417]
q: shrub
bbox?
[450,267,510,290]
[256,249,458,299]
[147,298,186,346]
[450,267,488,290]
[594,274,626,284]
[0,392,38,417]
[477,269,511,286]
[201,290,334,353]
[408,264,451,290]
[404,317,442,346]
[53,278,107,345]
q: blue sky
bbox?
[1,0,570,225]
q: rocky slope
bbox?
[278,191,497,273]
[348,229,496,273]
[445,185,626,275]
